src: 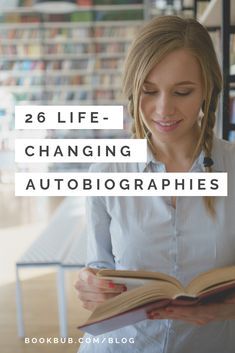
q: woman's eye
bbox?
[142,90,157,95]
[175,91,191,96]
[142,90,192,96]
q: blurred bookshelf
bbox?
[199,0,235,142]
[0,0,215,179]
[0,0,148,177]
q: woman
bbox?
[75,16,235,353]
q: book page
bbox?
[100,276,157,290]
[84,281,182,325]
[97,269,183,290]
[186,265,235,295]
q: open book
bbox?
[78,265,235,335]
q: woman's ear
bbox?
[198,100,205,125]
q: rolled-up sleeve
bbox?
[85,195,115,270]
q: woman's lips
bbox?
[153,119,182,132]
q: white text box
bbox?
[15,139,147,163]
[15,172,227,197]
[15,105,123,129]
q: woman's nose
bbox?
[155,94,175,118]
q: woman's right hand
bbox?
[74,267,127,311]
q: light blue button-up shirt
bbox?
[78,137,235,353]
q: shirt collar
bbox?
[138,140,206,173]
[137,143,162,172]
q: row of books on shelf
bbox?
[57,73,121,85]
[11,88,122,102]
[92,73,121,85]
[94,89,122,99]
[1,76,44,86]
[0,57,121,71]
[94,26,138,37]
[45,27,92,39]
[0,73,121,86]
[1,14,40,24]
[0,43,89,56]
[44,42,129,54]
[0,28,40,40]
[0,26,138,41]
[95,42,130,52]
[44,26,137,39]
[3,59,235,76]
[95,57,122,69]
[0,43,129,56]
[94,9,143,21]
[18,0,142,5]
[91,0,142,4]
[0,45,42,57]
[44,43,91,55]
[13,90,91,102]
[0,59,89,71]
[1,9,143,24]
[0,24,93,40]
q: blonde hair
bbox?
[122,15,222,218]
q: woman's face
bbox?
[140,48,204,145]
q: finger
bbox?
[78,268,111,288]
[165,307,216,321]
[78,268,114,289]
[147,312,212,325]
[147,310,192,321]
[164,306,211,318]
[148,307,215,322]
[75,279,127,294]
[147,312,198,322]
[83,282,127,293]
[147,312,163,320]
[82,300,104,311]
[78,290,121,303]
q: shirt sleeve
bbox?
[85,195,115,270]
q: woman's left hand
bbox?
[147,293,235,326]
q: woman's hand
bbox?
[74,267,127,311]
[147,292,235,326]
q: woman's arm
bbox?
[74,195,126,311]
[85,195,115,269]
